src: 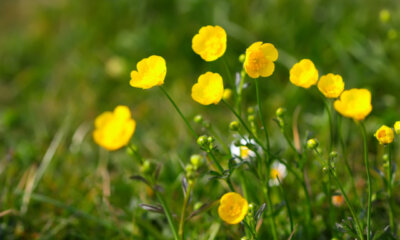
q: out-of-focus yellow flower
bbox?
[332,195,344,207]
[93,105,136,151]
[379,9,391,23]
[105,56,126,78]
[375,125,394,145]
[289,59,319,88]
[334,88,372,121]
[218,192,248,224]
[129,55,166,89]
[191,72,224,105]
[317,73,344,98]
[192,25,227,61]
[394,121,400,135]
[244,42,278,78]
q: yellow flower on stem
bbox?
[192,25,227,61]
[191,72,224,105]
[317,73,344,98]
[244,41,278,78]
[374,125,394,144]
[218,192,248,224]
[129,55,166,89]
[289,59,318,88]
[334,88,372,121]
[394,121,400,135]
[93,105,136,151]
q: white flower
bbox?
[230,138,256,160]
[268,161,287,186]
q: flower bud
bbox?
[247,107,255,114]
[248,115,255,122]
[240,237,248,240]
[329,151,338,158]
[383,153,389,161]
[394,121,400,135]
[194,202,203,211]
[229,121,240,131]
[207,136,215,143]
[239,54,246,63]
[276,107,286,117]
[197,135,208,147]
[190,154,203,169]
[379,9,391,23]
[307,138,319,150]
[140,160,152,174]
[223,88,233,101]
[193,114,203,124]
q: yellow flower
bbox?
[244,41,278,78]
[192,25,227,61]
[394,121,400,135]
[332,195,344,207]
[317,73,344,98]
[191,72,224,105]
[334,88,372,121]
[129,55,166,89]
[374,125,394,145]
[93,105,136,151]
[289,59,319,88]
[218,192,248,224]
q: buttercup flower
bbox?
[374,125,394,144]
[93,105,136,151]
[334,88,372,121]
[230,139,256,160]
[129,55,166,89]
[192,25,227,61]
[289,59,319,88]
[332,195,344,207]
[244,42,278,78]
[218,192,248,224]
[191,72,224,105]
[269,161,287,186]
[394,121,400,135]
[317,73,344,98]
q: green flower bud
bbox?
[307,138,319,150]
[194,202,203,211]
[190,154,203,169]
[207,136,215,143]
[240,237,249,240]
[229,121,240,131]
[383,153,389,161]
[239,54,246,63]
[329,151,338,158]
[247,107,255,114]
[140,160,152,174]
[379,9,390,23]
[197,135,208,147]
[276,107,286,117]
[193,114,203,124]
[248,115,255,122]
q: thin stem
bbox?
[208,150,235,192]
[386,144,395,233]
[277,176,294,232]
[263,186,278,240]
[359,122,371,240]
[255,79,271,157]
[179,181,193,239]
[156,192,179,240]
[159,86,197,138]
[330,168,365,240]
[338,116,359,206]
[323,99,334,152]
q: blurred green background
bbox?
[1,0,400,239]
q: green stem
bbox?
[263,186,278,240]
[179,181,193,239]
[208,150,234,192]
[359,122,371,240]
[338,116,359,206]
[323,99,334,152]
[386,144,395,233]
[255,79,271,157]
[277,176,294,232]
[159,86,197,138]
[330,168,365,240]
[156,192,179,240]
